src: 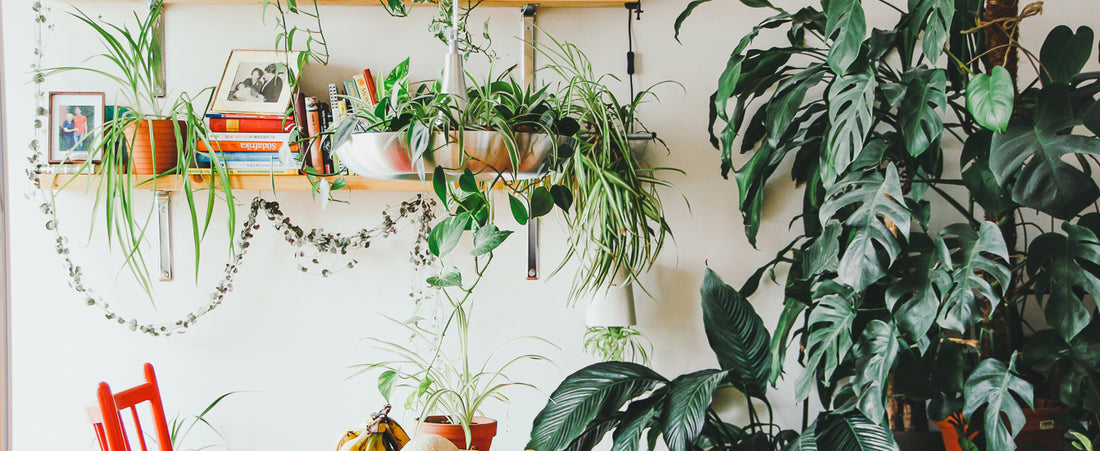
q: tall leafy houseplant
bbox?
[677,0,1100,449]
[43,1,235,294]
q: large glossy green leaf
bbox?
[989,85,1100,219]
[735,67,827,246]
[822,72,878,185]
[819,165,911,291]
[804,221,842,276]
[961,131,1015,217]
[661,369,729,451]
[1022,324,1100,414]
[967,66,1014,133]
[674,0,775,42]
[849,320,900,424]
[1026,222,1100,341]
[428,212,472,257]
[799,412,899,451]
[562,416,621,451]
[610,388,667,451]
[909,0,954,61]
[936,222,1011,333]
[886,233,952,340]
[700,269,771,397]
[1040,25,1094,85]
[899,68,947,157]
[796,281,858,401]
[963,356,1034,451]
[527,362,668,451]
[824,0,866,75]
[770,298,806,386]
[471,224,512,256]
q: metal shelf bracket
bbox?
[156,190,173,281]
[522,3,540,280]
[146,0,167,97]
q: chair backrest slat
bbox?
[87,363,173,451]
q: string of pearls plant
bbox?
[27,2,438,337]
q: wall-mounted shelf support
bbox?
[522,3,540,280]
[146,0,166,97]
[156,190,173,281]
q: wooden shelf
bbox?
[41,173,431,192]
[110,0,625,8]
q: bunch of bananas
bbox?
[337,404,411,451]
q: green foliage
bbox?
[792,411,899,451]
[675,1,1100,449]
[528,270,795,451]
[963,356,1035,451]
[701,268,771,398]
[583,326,652,365]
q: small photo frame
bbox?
[49,92,105,164]
[210,50,301,115]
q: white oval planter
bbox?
[585,269,637,328]
[335,130,564,181]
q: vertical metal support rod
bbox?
[522,4,540,280]
[147,0,166,98]
[156,191,173,281]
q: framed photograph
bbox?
[210,50,301,115]
[49,92,105,164]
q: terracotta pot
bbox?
[124,119,184,175]
[934,406,1068,451]
[416,416,497,451]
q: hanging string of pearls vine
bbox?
[27,2,437,337]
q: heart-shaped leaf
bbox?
[427,212,472,257]
[426,266,462,287]
[1040,25,1095,85]
[530,186,555,218]
[551,185,574,212]
[967,66,1014,133]
[509,194,529,225]
[472,224,513,256]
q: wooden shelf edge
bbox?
[40,173,430,192]
[105,0,627,8]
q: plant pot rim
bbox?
[418,415,497,426]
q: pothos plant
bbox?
[676,0,1100,450]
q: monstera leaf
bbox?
[849,320,901,424]
[822,72,878,185]
[1026,222,1100,341]
[791,412,899,451]
[990,85,1100,219]
[936,222,1011,333]
[796,281,858,401]
[886,233,952,340]
[824,0,866,75]
[701,269,772,398]
[527,362,668,451]
[1022,324,1100,415]
[907,0,954,61]
[899,67,947,157]
[819,165,911,291]
[963,356,1034,451]
[661,369,730,451]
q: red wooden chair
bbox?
[86,363,173,451]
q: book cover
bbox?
[363,69,379,105]
[305,96,324,171]
[209,117,296,133]
[343,80,360,102]
[210,132,291,142]
[206,113,288,120]
[197,151,299,163]
[191,167,300,175]
[352,74,371,104]
[196,140,299,153]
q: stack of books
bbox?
[198,113,300,175]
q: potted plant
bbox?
[41,1,237,293]
[352,173,555,451]
[674,0,1100,449]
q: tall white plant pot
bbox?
[585,268,637,328]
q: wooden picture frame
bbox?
[48,92,105,164]
[210,50,301,115]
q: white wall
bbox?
[3,1,1096,450]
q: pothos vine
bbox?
[27,1,438,336]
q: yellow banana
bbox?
[383,417,411,449]
[338,405,411,451]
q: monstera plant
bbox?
[672,0,1100,450]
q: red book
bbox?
[196,140,300,153]
[209,117,296,133]
[363,69,379,105]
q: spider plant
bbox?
[41,1,236,297]
[536,34,681,304]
